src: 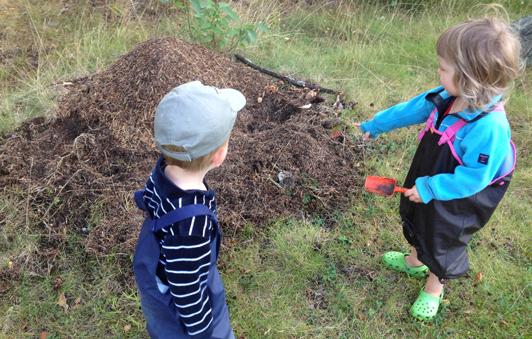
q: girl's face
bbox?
[438,56,459,96]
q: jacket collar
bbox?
[430,86,503,121]
[151,156,214,200]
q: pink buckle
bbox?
[439,118,467,145]
[438,131,451,145]
[420,109,438,141]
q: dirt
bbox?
[0,37,366,262]
[376,183,394,196]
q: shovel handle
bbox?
[394,186,408,194]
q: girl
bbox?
[358,17,522,321]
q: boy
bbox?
[133,81,246,338]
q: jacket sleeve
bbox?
[360,87,440,138]
[415,119,511,203]
[162,216,214,339]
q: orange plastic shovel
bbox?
[364,176,407,197]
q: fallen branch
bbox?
[234,54,340,94]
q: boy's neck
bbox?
[164,165,208,191]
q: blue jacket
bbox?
[360,86,515,203]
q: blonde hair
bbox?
[163,140,228,172]
[436,17,522,110]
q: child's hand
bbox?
[404,185,422,203]
[353,122,371,141]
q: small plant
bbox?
[164,0,267,51]
[302,192,313,206]
[323,263,337,284]
[337,234,351,245]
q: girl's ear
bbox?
[211,143,228,169]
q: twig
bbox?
[267,176,284,190]
[308,191,328,208]
[353,59,393,92]
[25,157,34,232]
[234,54,340,94]
[48,75,89,87]
[42,169,82,220]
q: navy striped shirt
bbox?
[142,160,217,338]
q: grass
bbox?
[1,0,531,338]
[0,0,179,133]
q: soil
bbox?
[0,37,366,261]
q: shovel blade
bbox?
[364,176,398,196]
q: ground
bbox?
[1,36,364,256]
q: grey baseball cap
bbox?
[154,81,246,161]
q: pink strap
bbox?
[489,140,517,185]
[438,101,505,146]
[419,102,505,143]
[437,119,467,145]
[418,108,437,141]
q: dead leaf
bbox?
[124,324,131,332]
[57,292,68,311]
[53,276,63,290]
[475,272,483,284]
[72,297,82,309]
[333,95,344,110]
[305,90,317,100]
[265,84,278,94]
[330,130,343,140]
[40,331,48,339]
[463,308,474,315]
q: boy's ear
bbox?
[211,143,228,168]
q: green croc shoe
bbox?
[410,289,444,321]
[382,251,428,279]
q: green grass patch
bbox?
[0,0,181,133]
